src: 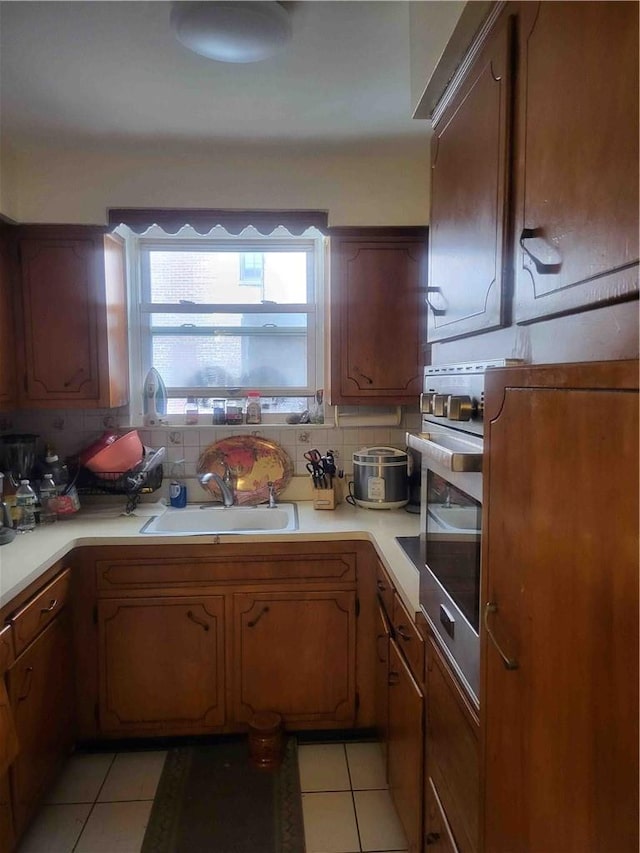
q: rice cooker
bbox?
[352,446,409,509]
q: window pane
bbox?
[151,332,308,388]
[147,251,308,303]
[149,312,308,329]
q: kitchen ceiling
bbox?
[0,1,458,148]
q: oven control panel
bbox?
[421,359,523,436]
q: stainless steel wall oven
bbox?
[403,359,520,703]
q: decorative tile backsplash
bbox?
[3,406,421,480]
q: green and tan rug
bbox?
[141,737,306,853]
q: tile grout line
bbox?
[343,742,364,853]
[70,752,118,853]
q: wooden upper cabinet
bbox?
[327,228,427,405]
[0,224,17,409]
[16,225,129,408]
[427,9,513,343]
[481,361,639,853]
[514,1,639,323]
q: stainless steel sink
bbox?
[428,505,480,532]
[140,503,298,535]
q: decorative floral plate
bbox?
[197,435,294,506]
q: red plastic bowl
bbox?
[84,430,144,479]
[78,431,119,467]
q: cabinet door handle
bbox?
[17,666,34,702]
[375,633,388,664]
[519,228,562,274]
[424,286,446,317]
[376,580,387,593]
[484,602,518,670]
[40,598,58,616]
[396,624,412,643]
[247,606,270,628]
[186,610,210,631]
[388,670,400,686]
[426,832,441,845]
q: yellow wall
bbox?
[0,136,430,226]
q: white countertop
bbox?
[0,500,422,615]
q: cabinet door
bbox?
[374,602,390,752]
[514,2,639,323]
[233,591,356,725]
[0,228,16,409]
[427,12,512,342]
[8,614,74,835]
[425,637,478,853]
[19,237,101,402]
[0,772,13,853]
[328,230,426,405]
[388,639,424,853]
[482,363,639,852]
[98,596,225,735]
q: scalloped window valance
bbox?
[107,208,329,236]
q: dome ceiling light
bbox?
[170,1,293,64]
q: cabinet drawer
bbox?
[392,594,424,686]
[97,553,356,591]
[375,562,396,616]
[426,636,479,853]
[10,569,71,656]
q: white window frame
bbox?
[123,227,324,423]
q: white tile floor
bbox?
[17,741,407,853]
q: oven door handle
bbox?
[410,435,483,473]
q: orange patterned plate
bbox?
[197,435,294,506]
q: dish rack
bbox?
[72,447,165,514]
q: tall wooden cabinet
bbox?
[481,360,639,853]
[514,2,639,323]
[327,228,427,405]
[15,225,129,408]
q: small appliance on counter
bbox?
[350,446,408,509]
[0,472,16,545]
[143,367,168,427]
[0,433,39,488]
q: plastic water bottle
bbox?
[39,474,58,525]
[15,480,37,533]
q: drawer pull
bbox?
[376,580,386,593]
[17,666,34,702]
[396,625,412,643]
[40,598,58,615]
[484,602,518,670]
[186,610,210,632]
[388,670,400,686]
[248,606,270,628]
[426,832,441,845]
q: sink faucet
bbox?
[267,481,277,508]
[199,465,235,507]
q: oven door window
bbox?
[426,471,481,632]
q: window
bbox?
[239,252,264,285]
[127,228,323,418]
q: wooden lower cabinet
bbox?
[425,777,459,853]
[388,638,424,853]
[8,613,74,835]
[98,596,225,735]
[232,590,356,726]
[425,636,479,853]
[374,602,391,751]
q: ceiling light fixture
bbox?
[170,1,293,64]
